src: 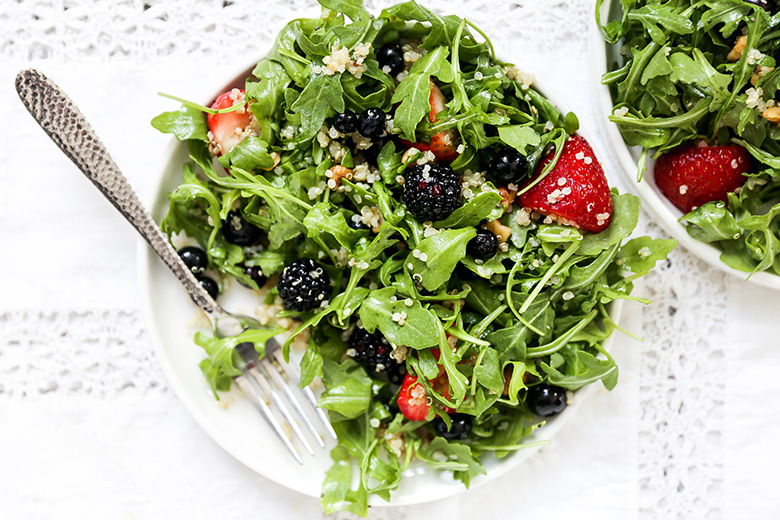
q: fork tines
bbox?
[233,342,336,464]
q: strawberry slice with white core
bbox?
[207,88,257,156]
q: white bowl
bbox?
[590,0,780,290]
[137,59,627,506]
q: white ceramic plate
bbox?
[590,0,780,290]
[138,61,626,506]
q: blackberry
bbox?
[489,149,529,184]
[376,43,405,76]
[197,275,219,300]
[333,110,358,134]
[526,384,567,417]
[349,328,406,384]
[222,210,262,246]
[402,163,462,221]
[467,228,499,259]
[277,259,331,312]
[178,246,208,275]
[432,413,473,440]
[357,107,386,139]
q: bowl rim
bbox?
[588,0,780,290]
[137,55,629,506]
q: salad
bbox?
[598,0,780,276]
[152,0,673,514]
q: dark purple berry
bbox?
[357,107,386,139]
[197,276,219,300]
[349,328,406,384]
[178,246,208,275]
[244,265,267,288]
[526,384,567,417]
[277,259,331,312]
[222,210,262,246]
[489,149,529,184]
[402,163,462,221]
[467,228,499,259]
[348,217,369,230]
[432,413,473,440]
[376,43,405,76]
[362,137,388,164]
[333,110,358,134]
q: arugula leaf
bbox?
[391,46,454,141]
[319,358,373,418]
[151,105,208,142]
[291,73,346,141]
[359,287,440,349]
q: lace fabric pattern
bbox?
[0,0,728,518]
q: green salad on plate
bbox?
[153,0,673,514]
[598,0,780,276]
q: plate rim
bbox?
[588,0,780,290]
[137,57,631,506]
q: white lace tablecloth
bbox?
[1,1,778,518]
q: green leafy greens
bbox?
[155,0,674,515]
[598,0,780,276]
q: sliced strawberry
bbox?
[653,143,750,213]
[207,88,256,156]
[428,80,447,123]
[518,135,614,233]
[397,372,430,421]
[399,81,459,162]
[396,348,459,421]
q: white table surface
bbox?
[1,1,778,518]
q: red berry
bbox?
[397,372,430,421]
[207,88,255,156]
[518,135,613,233]
[653,143,750,213]
[399,81,460,162]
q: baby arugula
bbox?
[154,0,674,515]
[598,0,780,276]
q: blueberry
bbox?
[333,109,358,134]
[489,149,529,184]
[244,265,267,288]
[467,229,499,259]
[178,246,208,275]
[197,276,219,300]
[526,384,567,417]
[222,210,262,246]
[348,217,369,230]
[376,43,404,76]
[357,107,386,139]
[432,413,473,441]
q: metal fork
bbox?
[15,68,336,464]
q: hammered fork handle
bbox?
[15,68,219,316]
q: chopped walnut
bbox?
[486,218,512,244]
[763,106,780,124]
[497,186,518,212]
[326,165,353,188]
[752,65,775,86]
[260,151,281,171]
[727,35,748,62]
